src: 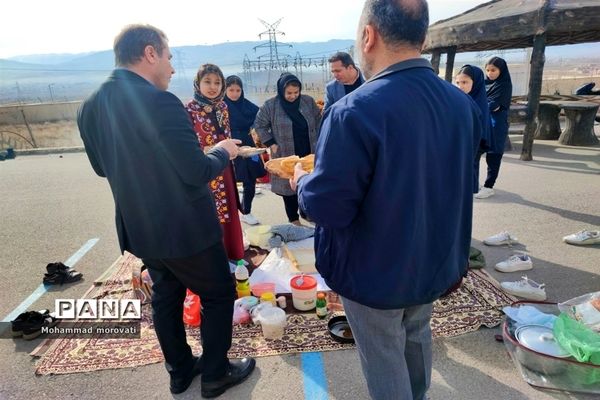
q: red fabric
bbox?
[185,99,244,260]
[221,164,245,260]
[256,152,270,184]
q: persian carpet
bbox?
[32,253,515,375]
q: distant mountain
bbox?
[53,39,355,71]
[8,52,96,65]
[2,39,598,105]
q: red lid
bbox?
[290,275,317,290]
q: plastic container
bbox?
[251,282,276,297]
[503,301,600,394]
[290,275,317,311]
[260,292,276,306]
[245,225,272,248]
[255,306,287,340]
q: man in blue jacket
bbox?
[292,1,480,399]
[323,52,364,112]
[78,24,255,398]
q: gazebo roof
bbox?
[424,0,600,53]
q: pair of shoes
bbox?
[483,231,519,246]
[240,213,260,225]
[474,187,495,199]
[494,254,533,272]
[501,275,547,301]
[201,357,256,398]
[11,310,58,340]
[43,262,83,285]
[563,230,600,246]
[170,356,204,394]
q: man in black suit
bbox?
[78,24,255,398]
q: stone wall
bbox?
[0,101,82,126]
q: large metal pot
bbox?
[514,324,570,375]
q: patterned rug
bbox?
[32,253,515,375]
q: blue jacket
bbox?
[323,72,364,112]
[78,69,230,259]
[298,59,479,309]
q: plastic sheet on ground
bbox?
[248,237,330,293]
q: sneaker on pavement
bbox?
[500,276,546,301]
[483,231,519,246]
[495,254,533,272]
[563,230,600,246]
[240,213,259,225]
[475,187,495,199]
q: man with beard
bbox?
[291,1,480,398]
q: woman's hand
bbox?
[270,144,279,155]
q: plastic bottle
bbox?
[235,260,251,298]
[316,292,328,319]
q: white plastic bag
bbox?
[559,291,600,331]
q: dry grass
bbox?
[0,120,81,149]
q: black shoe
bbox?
[201,357,256,398]
[46,262,70,274]
[11,310,49,337]
[43,268,83,285]
[21,311,58,340]
[170,356,204,394]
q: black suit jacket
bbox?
[78,69,230,259]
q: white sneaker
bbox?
[495,254,533,272]
[474,187,495,199]
[500,276,546,301]
[483,231,519,246]
[240,213,260,225]
[563,230,600,246]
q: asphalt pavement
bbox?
[0,132,599,400]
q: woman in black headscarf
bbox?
[254,73,321,224]
[475,56,512,199]
[224,75,264,226]
[455,64,492,193]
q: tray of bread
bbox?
[264,154,315,179]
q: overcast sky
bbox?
[0,0,487,58]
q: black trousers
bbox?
[282,194,306,222]
[241,178,256,215]
[142,242,236,382]
[475,151,503,189]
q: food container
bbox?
[290,274,317,311]
[255,306,286,340]
[514,324,570,375]
[503,301,600,394]
[260,292,276,306]
[251,282,276,297]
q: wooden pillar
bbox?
[521,34,546,161]
[430,50,441,76]
[444,47,456,82]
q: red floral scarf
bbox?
[186,99,233,223]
